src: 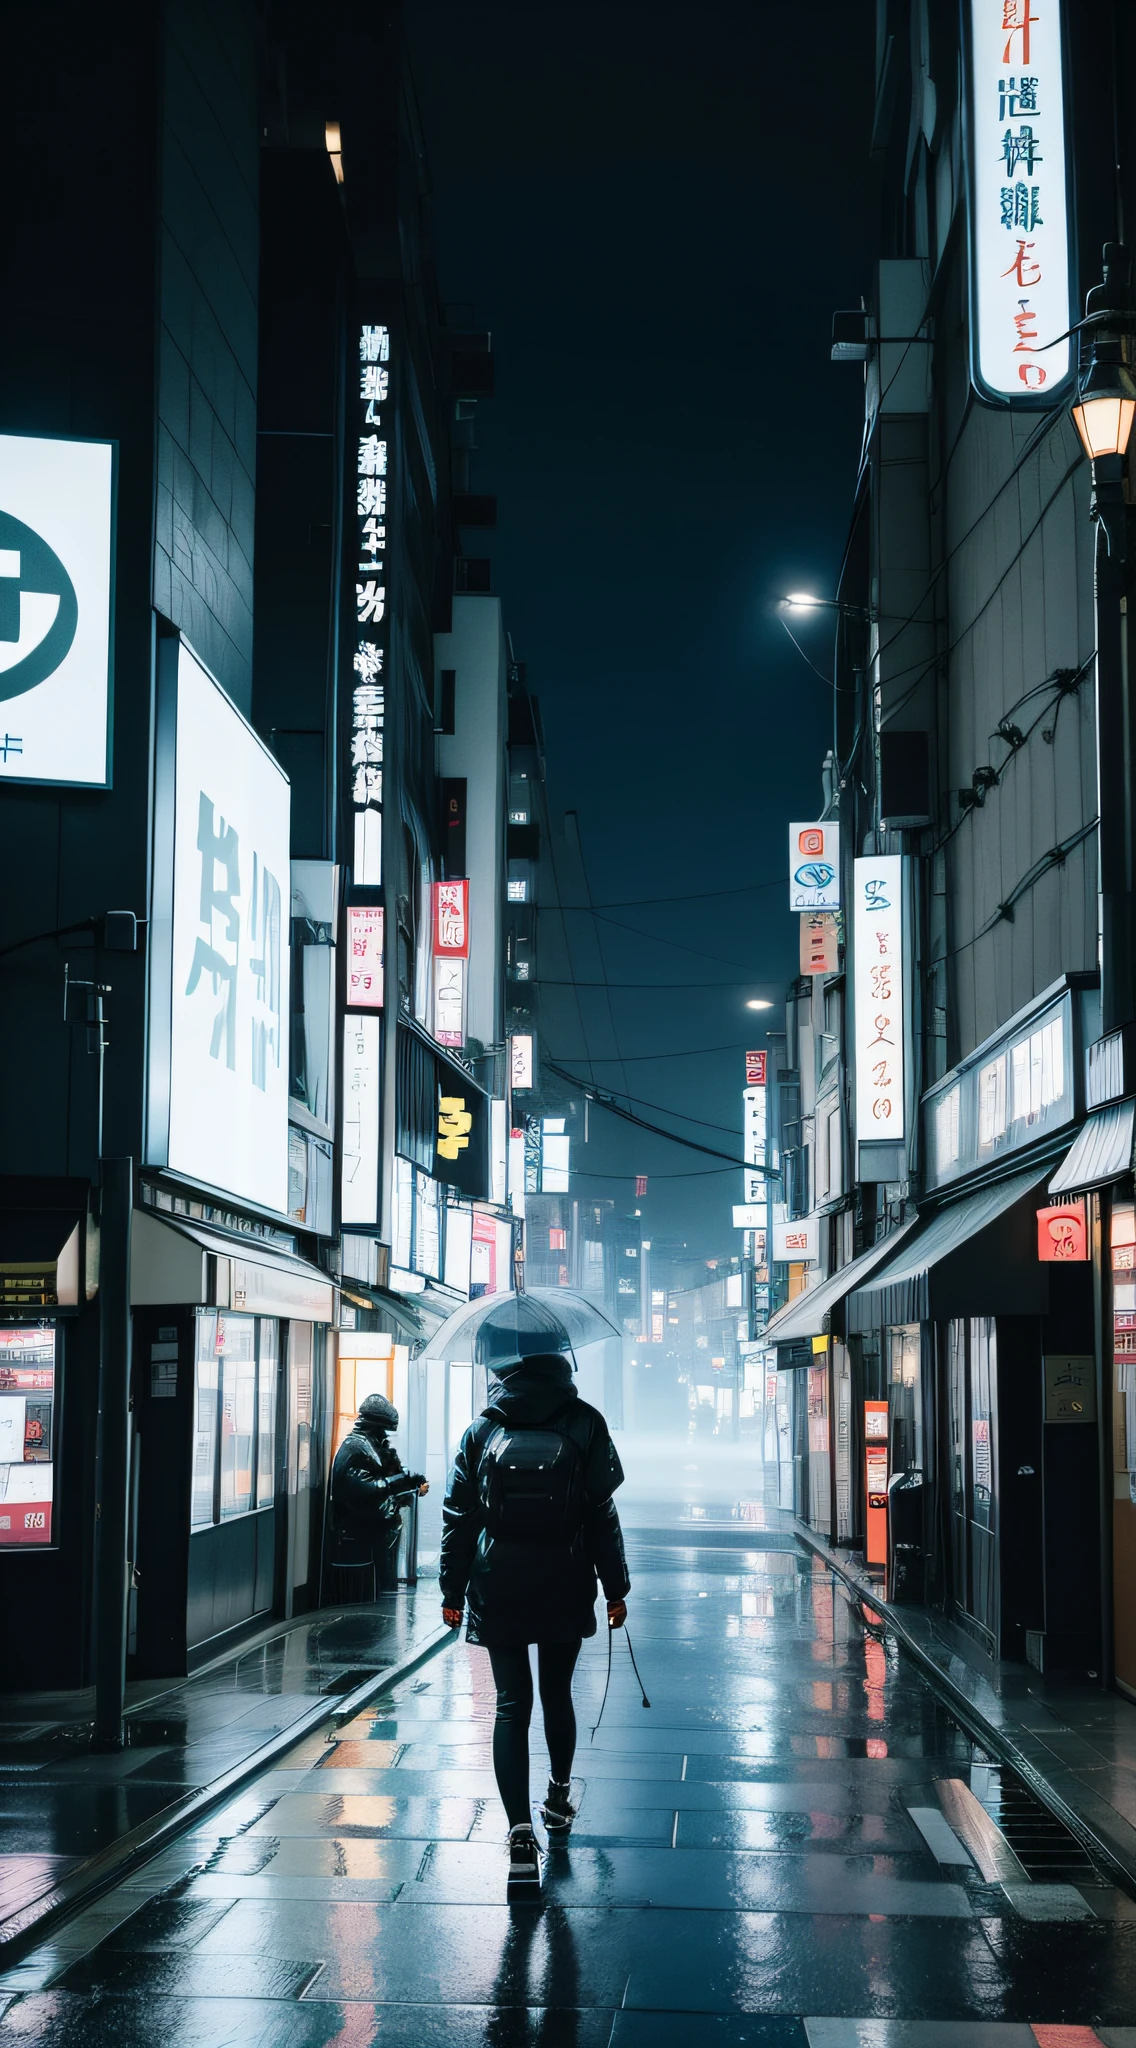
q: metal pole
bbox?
[91,1156,133,1751]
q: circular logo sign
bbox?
[794,861,835,890]
[0,510,79,703]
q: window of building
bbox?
[935,1084,960,1172]
[1010,1012,1064,1127]
[888,1323,922,1473]
[977,1054,1007,1150]
[192,1313,280,1530]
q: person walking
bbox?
[330,1392,427,1594]
[439,1348,630,1890]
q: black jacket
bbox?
[331,1423,413,1543]
[439,1353,630,1647]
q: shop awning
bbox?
[846,1164,1052,1333]
[1049,1098,1135,1197]
[762,1218,920,1358]
[130,1209,335,1323]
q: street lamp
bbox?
[779,593,872,621]
[1071,352,1136,465]
[1072,243,1136,1034]
[745,999,773,1011]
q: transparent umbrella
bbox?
[421,1287,622,1367]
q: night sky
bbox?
[409,0,877,1260]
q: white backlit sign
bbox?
[0,433,114,787]
[773,1216,819,1265]
[510,1033,534,1091]
[434,956,465,1047]
[789,823,840,911]
[741,1080,768,1208]
[346,905,384,1009]
[151,644,290,1215]
[341,1014,381,1225]
[967,0,1071,404]
[854,854,905,1144]
[733,1204,765,1230]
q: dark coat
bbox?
[330,1424,412,1547]
[439,1353,630,1648]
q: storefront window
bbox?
[0,1327,57,1548]
[191,1319,220,1528]
[220,1319,257,1520]
[256,1320,279,1509]
[193,1312,283,1530]
[807,1363,831,1531]
[969,1318,995,1526]
[888,1324,922,1473]
[1113,1202,1136,1500]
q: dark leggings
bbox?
[487,1640,582,1828]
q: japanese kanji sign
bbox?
[341,1014,381,1225]
[510,1033,534,1090]
[800,911,839,976]
[350,319,392,884]
[346,905,384,1010]
[0,433,114,787]
[433,956,465,1046]
[967,0,1071,403]
[1036,1198,1088,1262]
[156,642,290,1216]
[773,1216,819,1265]
[745,1050,767,1086]
[853,855,905,1146]
[433,878,470,958]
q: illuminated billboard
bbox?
[147,642,291,1215]
[965,0,1072,405]
[0,432,114,787]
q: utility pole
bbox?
[91,1156,133,1750]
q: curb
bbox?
[0,1622,456,1968]
[792,1521,1136,1900]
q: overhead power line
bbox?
[553,1040,751,1065]
[549,1062,742,1135]
[543,1059,778,1177]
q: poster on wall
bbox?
[0,432,115,788]
[147,641,291,1216]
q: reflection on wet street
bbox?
[3,1440,1136,2043]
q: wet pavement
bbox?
[3,1452,1136,2042]
[0,1594,443,1953]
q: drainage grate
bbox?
[970,1762,1102,1886]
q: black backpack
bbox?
[478,1410,585,1545]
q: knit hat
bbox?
[358,1392,399,1431]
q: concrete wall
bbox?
[937,302,1097,1064]
[154,0,259,712]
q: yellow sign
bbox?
[437,1095,473,1160]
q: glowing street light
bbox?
[745,998,773,1011]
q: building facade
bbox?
[762,0,1133,1688]
[0,0,520,1695]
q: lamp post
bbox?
[1072,244,1136,1035]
